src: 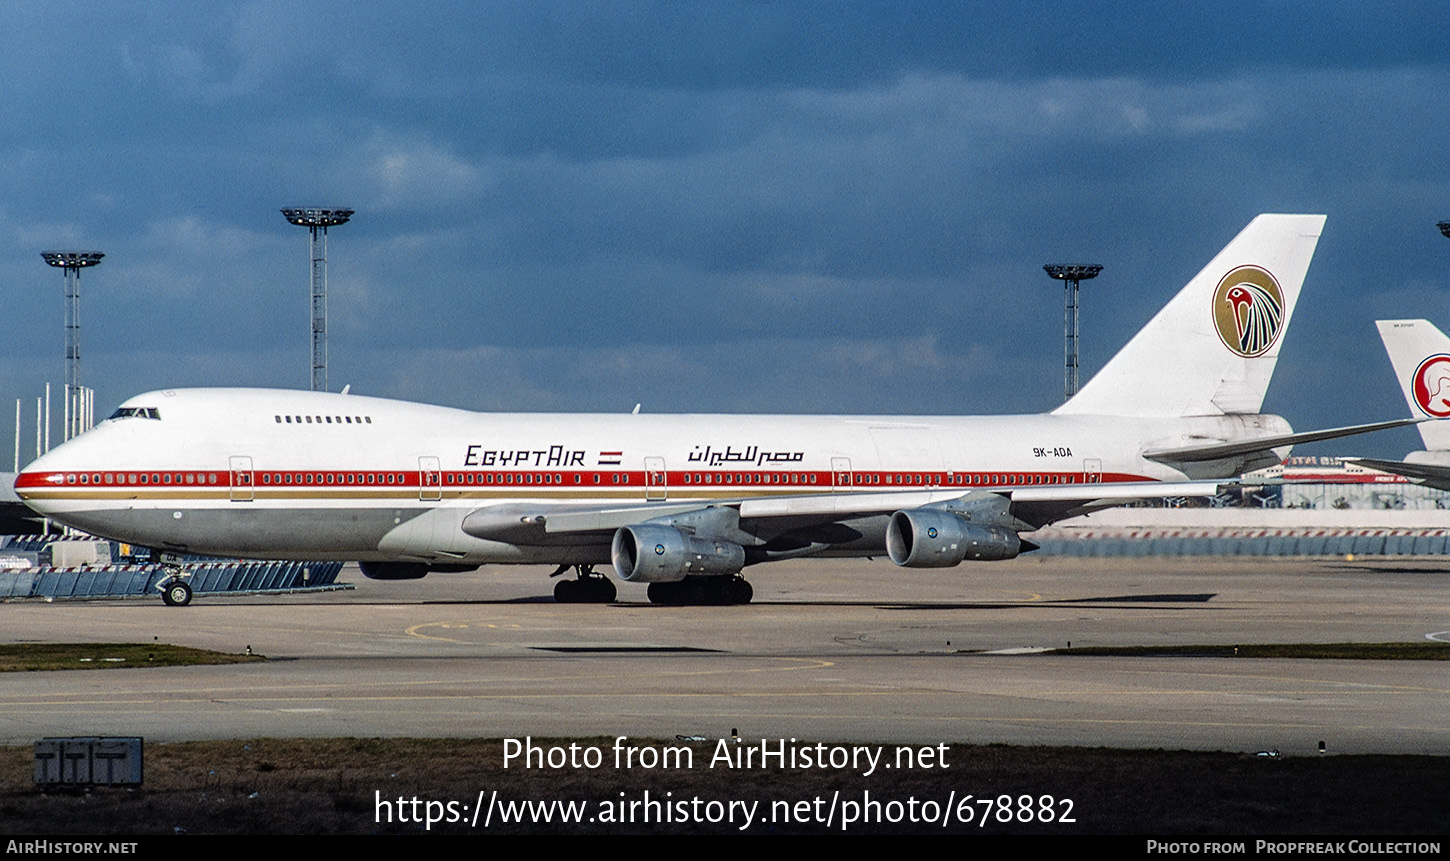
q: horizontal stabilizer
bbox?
[1142,418,1421,464]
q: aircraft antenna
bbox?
[41,251,103,441]
[1043,263,1102,402]
[282,207,354,392]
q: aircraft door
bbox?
[419,456,442,501]
[832,457,853,492]
[645,456,667,501]
[229,456,254,503]
[1084,458,1102,483]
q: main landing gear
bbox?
[552,564,618,604]
[647,575,754,606]
[548,566,755,605]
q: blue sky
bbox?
[2,1,1448,459]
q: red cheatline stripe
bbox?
[16,467,1156,493]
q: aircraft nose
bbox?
[14,450,76,511]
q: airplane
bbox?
[1341,319,1450,489]
[14,213,1416,606]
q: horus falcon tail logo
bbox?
[1211,265,1284,358]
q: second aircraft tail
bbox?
[1376,318,1450,451]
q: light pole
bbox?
[1043,263,1102,402]
[41,251,103,440]
[282,207,353,391]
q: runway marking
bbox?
[5,658,1448,697]
[987,589,1045,602]
[1426,631,1450,643]
[0,658,841,702]
[406,620,522,642]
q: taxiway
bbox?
[1,556,1446,754]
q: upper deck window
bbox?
[109,407,160,420]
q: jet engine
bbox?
[885,509,1022,567]
[611,525,746,583]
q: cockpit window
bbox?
[108,407,161,420]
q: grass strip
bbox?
[0,642,264,671]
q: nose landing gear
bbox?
[161,579,193,607]
[157,553,193,607]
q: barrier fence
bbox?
[0,560,348,600]
[1030,527,1450,557]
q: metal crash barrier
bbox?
[1029,527,1450,557]
[0,553,349,601]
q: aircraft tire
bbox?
[554,579,580,603]
[588,577,617,603]
[724,577,753,605]
[700,578,728,605]
[556,577,617,603]
[646,578,750,606]
[646,581,686,605]
[162,581,192,607]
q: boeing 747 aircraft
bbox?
[15,214,1412,605]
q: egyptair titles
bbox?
[688,444,805,467]
[460,442,807,469]
[464,445,586,467]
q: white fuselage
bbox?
[15,387,1289,563]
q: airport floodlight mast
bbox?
[41,251,103,441]
[281,207,353,392]
[1043,263,1103,402]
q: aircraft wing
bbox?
[464,490,970,542]
[1002,480,1230,524]
[1142,418,1423,464]
[738,480,1230,527]
[463,480,1231,543]
[1340,457,1450,492]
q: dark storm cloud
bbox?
[1,1,1447,459]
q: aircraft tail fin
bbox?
[1053,214,1326,418]
[1376,319,1450,451]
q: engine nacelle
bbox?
[611,525,746,583]
[885,509,1022,567]
[359,561,430,580]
